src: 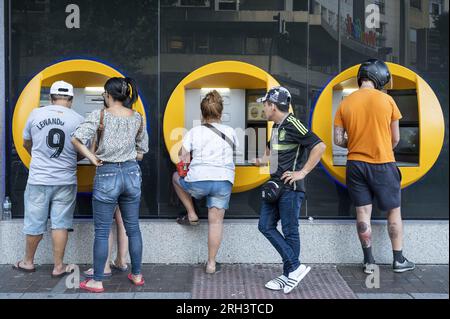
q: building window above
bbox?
[431,2,441,15]
[410,0,422,10]
[216,0,239,11]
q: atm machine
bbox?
[13,59,148,194]
[312,62,444,189]
[388,89,420,166]
[184,88,267,166]
[39,86,104,165]
[331,87,420,167]
[331,88,356,166]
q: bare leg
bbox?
[387,206,414,271]
[18,235,43,270]
[83,230,113,276]
[52,229,69,275]
[387,207,403,251]
[207,207,225,269]
[356,205,373,248]
[356,205,375,265]
[172,172,198,221]
[114,207,129,267]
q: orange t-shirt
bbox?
[334,88,402,164]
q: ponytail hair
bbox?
[201,90,223,121]
[104,77,138,108]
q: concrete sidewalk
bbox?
[0,264,447,299]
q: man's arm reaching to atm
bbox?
[334,126,348,148]
[254,146,271,166]
[391,120,400,149]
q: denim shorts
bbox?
[23,184,77,235]
[179,178,233,210]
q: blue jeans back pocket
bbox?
[94,172,118,193]
[127,169,142,190]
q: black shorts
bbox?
[346,160,401,211]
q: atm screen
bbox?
[388,90,420,166]
[246,90,266,123]
[246,90,267,164]
[40,87,104,117]
[39,88,51,106]
[388,89,419,123]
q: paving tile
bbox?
[192,264,356,299]
[0,264,447,299]
[410,293,449,299]
[356,293,413,299]
[338,265,449,295]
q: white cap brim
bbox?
[256,97,266,103]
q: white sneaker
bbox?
[284,264,311,294]
[363,263,377,274]
[265,275,289,291]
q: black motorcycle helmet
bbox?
[357,59,391,90]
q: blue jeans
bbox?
[92,161,143,281]
[258,189,305,276]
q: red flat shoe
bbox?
[128,273,145,286]
[79,279,105,293]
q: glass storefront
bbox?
[4,0,449,219]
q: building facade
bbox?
[1,0,448,221]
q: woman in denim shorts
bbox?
[172,90,238,274]
[72,77,149,293]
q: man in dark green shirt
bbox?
[255,87,326,294]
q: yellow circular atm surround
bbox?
[12,59,147,192]
[163,61,282,193]
[311,62,445,188]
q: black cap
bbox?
[357,59,391,90]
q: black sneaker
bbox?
[393,258,415,273]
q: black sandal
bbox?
[176,214,199,226]
[12,261,36,273]
[205,262,222,274]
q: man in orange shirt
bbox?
[334,59,415,274]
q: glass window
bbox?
[215,0,239,11]
[5,0,448,220]
[240,0,284,11]
[409,28,418,65]
[411,0,422,10]
[8,0,159,218]
[431,2,441,15]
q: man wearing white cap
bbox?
[13,81,84,278]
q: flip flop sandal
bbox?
[12,261,36,273]
[110,261,128,272]
[205,262,222,274]
[83,268,112,279]
[176,214,200,226]
[128,273,145,286]
[79,279,105,293]
[51,264,76,278]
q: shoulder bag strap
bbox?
[202,123,236,152]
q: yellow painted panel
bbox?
[13,59,147,193]
[163,60,282,193]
